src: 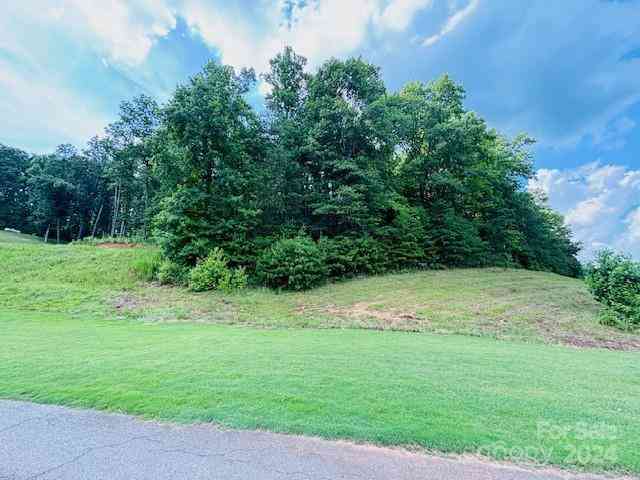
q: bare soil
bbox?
[96,242,139,249]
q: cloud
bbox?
[399,0,640,149]
[6,0,429,74]
[379,0,433,31]
[423,0,480,47]
[529,162,640,260]
[2,0,639,160]
[565,198,613,227]
[0,58,110,150]
[592,116,636,150]
[66,0,177,66]
[181,0,433,73]
[0,1,177,67]
[624,208,640,241]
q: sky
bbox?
[0,0,638,259]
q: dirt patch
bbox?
[303,301,640,350]
[112,293,141,311]
[304,302,428,331]
[96,242,139,249]
[553,334,640,351]
[110,287,237,324]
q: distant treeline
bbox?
[0,47,581,277]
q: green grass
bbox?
[3,241,636,348]
[1,240,639,474]
[0,229,42,244]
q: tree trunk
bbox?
[56,219,60,244]
[77,223,84,241]
[111,183,121,237]
[92,203,104,238]
[44,225,50,243]
[143,182,149,239]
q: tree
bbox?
[154,62,265,264]
[27,151,76,243]
[0,144,31,231]
[297,57,390,236]
[1,49,583,283]
[104,94,160,237]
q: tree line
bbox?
[0,47,582,279]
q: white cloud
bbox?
[283,0,379,67]
[529,162,640,260]
[0,59,110,149]
[592,116,637,150]
[0,1,176,67]
[181,0,432,73]
[566,198,613,227]
[179,0,261,69]
[62,0,177,66]
[423,0,479,47]
[2,0,438,74]
[0,0,436,151]
[182,0,379,72]
[625,208,640,241]
[379,0,433,31]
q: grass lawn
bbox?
[0,230,42,244]
[2,241,637,348]
[1,241,639,474]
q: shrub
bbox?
[376,205,427,270]
[188,248,247,292]
[320,234,414,279]
[585,250,640,329]
[256,237,328,290]
[157,260,190,286]
[426,207,489,267]
[318,236,358,278]
[153,187,218,266]
[131,251,162,281]
[218,266,248,292]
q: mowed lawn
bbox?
[0,230,42,244]
[1,240,639,474]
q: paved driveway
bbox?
[0,400,629,479]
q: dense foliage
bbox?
[586,250,640,329]
[0,48,582,287]
[189,248,247,292]
[257,237,328,290]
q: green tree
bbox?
[154,62,265,265]
[0,144,31,231]
[104,94,160,237]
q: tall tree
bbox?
[154,62,265,264]
[0,144,31,231]
[105,94,160,237]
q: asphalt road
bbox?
[0,400,629,480]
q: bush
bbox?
[218,266,248,292]
[319,236,358,278]
[256,237,328,290]
[426,207,488,267]
[585,250,640,329]
[153,187,218,266]
[157,260,190,286]
[376,204,427,270]
[131,251,162,281]
[188,248,247,292]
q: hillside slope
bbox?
[2,240,640,474]
[0,230,41,244]
[1,241,637,349]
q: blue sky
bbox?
[1,0,639,259]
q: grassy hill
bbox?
[0,229,42,244]
[1,239,636,348]
[1,239,639,474]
